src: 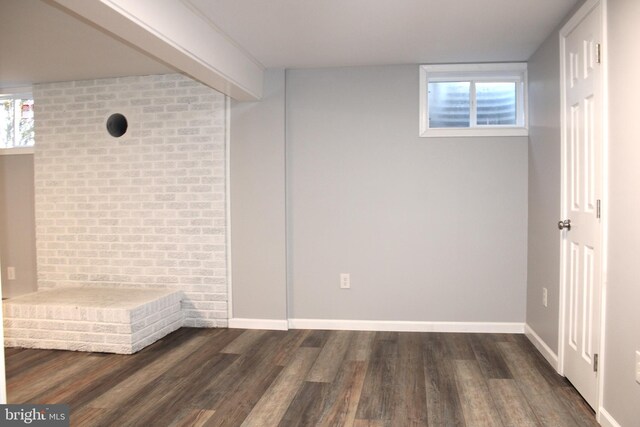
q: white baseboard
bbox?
[229,317,526,334]
[287,319,524,334]
[524,323,559,371]
[598,408,621,427]
[228,318,288,331]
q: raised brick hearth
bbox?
[3,287,183,354]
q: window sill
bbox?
[420,127,529,138]
[0,147,35,155]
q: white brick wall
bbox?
[33,74,228,327]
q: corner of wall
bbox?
[525,323,559,372]
[598,408,622,427]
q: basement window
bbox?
[419,63,528,137]
[0,90,35,153]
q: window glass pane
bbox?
[17,99,35,147]
[1,99,14,148]
[476,82,517,126]
[0,98,34,148]
[428,82,470,128]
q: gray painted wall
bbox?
[526,29,562,352]
[230,69,287,320]
[0,154,37,298]
[286,65,528,322]
[604,0,640,424]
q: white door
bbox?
[560,1,603,410]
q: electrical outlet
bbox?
[340,273,350,289]
[636,351,640,384]
[542,287,548,307]
[7,267,15,280]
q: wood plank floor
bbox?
[5,328,599,427]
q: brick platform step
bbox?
[3,287,183,354]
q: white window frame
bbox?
[0,87,35,155]
[419,63,528,138]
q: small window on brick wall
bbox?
[1,90,35,151]
[419,63,528,137]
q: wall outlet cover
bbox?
[340,273,350,289]
[636,351,640,384]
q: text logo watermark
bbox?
[1,405,69,426]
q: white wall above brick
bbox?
[33,73,228,327]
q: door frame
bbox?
[558,0,608,419]
[0,255,6,403]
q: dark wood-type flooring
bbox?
[5,328,599,426]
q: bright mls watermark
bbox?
[1,405,69,426]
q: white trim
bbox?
[225,96,233,321]
[598,408,621,427]
[0,86,32,98]
[288,319,524,333]
[419,62,528,137]
[423,62,528,74]
[561,0,601,36]
[0,255,6,403]
[524,324,559,371]
[229,318,289,331]
[283,69,291,322]
[422,127,528,138]
[0,147,34,155]
[597,0,610,420]
[558,8,569,379]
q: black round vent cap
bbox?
[106,113,128,137]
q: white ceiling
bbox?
[0,0,172,90]
[1,0,579,89]
[189,0,579,68]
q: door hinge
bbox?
[594,353,599,372]
[596,43,602,64]
[597,199,601,219]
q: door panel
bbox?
[561,2,602,410]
